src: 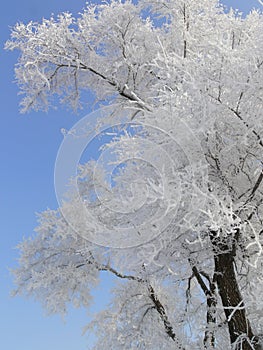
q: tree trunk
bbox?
[211,231,258,349]
[214,252,256,349]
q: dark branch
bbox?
[77,256,183,347]
[189,262,216,349]
[148,284,185,349]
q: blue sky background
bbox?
[1,1,262,349]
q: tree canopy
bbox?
[6,0,263,349]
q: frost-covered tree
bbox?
[6,0,263,349]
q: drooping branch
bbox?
[147,284,185,349]
[77,254,184,347]
[101,265,184,347]
[20,47,154,112]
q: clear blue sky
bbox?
[1,1,261,349]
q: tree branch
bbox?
[189,262,216,349]
[77,255,184,347]
[148,284,185,349]
[64,62,152,112]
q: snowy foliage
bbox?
[6,0,263,349]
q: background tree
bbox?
[6,0,263,349]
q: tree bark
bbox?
[211,231,258,349]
